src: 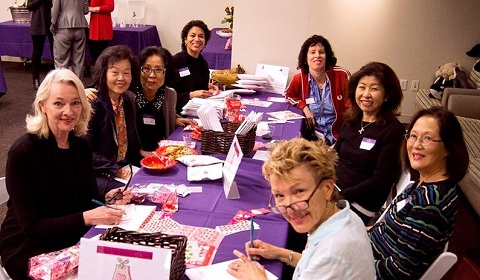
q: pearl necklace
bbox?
[358,121,374,135]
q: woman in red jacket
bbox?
[285,35,350,145]
[88,0,114,64]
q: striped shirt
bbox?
[369,180,458,279]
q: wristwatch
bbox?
[288,250,293,264]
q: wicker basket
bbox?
[201,122,256,155]
[9,6,32,23]
[100,227,187,280]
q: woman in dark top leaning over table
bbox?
[335,62,405,225]
[0,69,131,280]
[86,45,142,195]
[134,46,196,154]
[171,20,219,113]
[369,107,469,279]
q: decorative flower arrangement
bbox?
[221,6,234,31]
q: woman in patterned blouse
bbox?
[369,107,469,279]
[86,45,142,195]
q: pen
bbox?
[91,199,123,212]
[249,217,254,261]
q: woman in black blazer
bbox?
[86,45,142,195]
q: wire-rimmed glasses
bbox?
[140,66,166,75]
[404,133,442,147]
[268,177,329,214]
[105,164,132,205]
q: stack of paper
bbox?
[197,103,224,132]
[234,111,263,135]
[182,98,224,117]
[233,74,269,90]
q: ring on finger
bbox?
[234,263,239,270]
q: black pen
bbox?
[91,199,123,212]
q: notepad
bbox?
[95,204,156,231]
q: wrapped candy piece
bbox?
[28,245,80,280]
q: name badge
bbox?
[359,137,376,150]
[396,198,409,212]
[143,114,155,125]
[305,97,315,105]
[178,67,190,77]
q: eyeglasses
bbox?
[140,66,166,75]
[404,133,442,147]
[105,164,132,204]
[268,177,328,214]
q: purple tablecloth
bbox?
[0,21,161,59]
[83,92,302,278]
[202,28,232,70]
[0,57,6,97]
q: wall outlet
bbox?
[411,80,419,91]
[400,79,408,91]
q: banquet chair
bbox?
[375,170,413,224]
[0,257,11,280]
[420,243,458,280]
[0,177,7,205]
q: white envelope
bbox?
[187,163,223,181]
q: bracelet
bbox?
[288,250,293,264]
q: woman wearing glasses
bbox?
[86,45,142,195]
[335,62,405,225]
[134,46,196,154]
[0,69,130,279]
[369,107,469,279]
[228,138,375,279]
[86,46,196,155]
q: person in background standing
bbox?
[285,35,350,145]
[88,0,114,67]
[27,0,54,90]
[51,0,89,80]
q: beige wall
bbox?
[232,0,480,117]
[2,0,479,117]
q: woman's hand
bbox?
[115,166,131,180]
[227,249,267,280]
[85,88,99,102]
[303,106,316,127]
[175,117,197,127]
[190,90,213,99]
[244,239,282,261]
[209,83,219,91]
[105,187,132,205]
[83,206,125,226]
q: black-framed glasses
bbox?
[268,177,329,214]
[105,164,132,204]
[404,133,442,147]
[140,66,166,75]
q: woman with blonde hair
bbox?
[228,138,375,280]
[0,69,131,279]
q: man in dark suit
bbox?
[51,0,89,80]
